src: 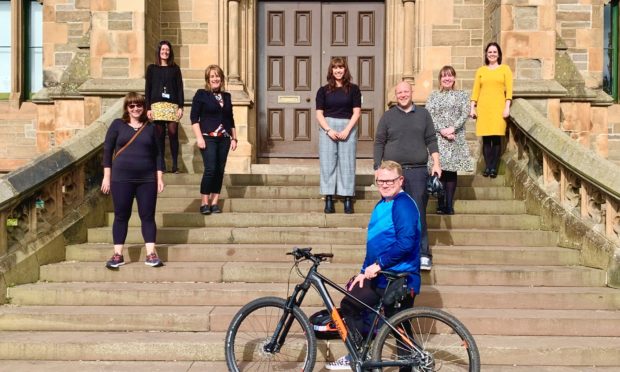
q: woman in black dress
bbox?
[145,40,184,173]
[190,65,237,215]
[101,92,165,268]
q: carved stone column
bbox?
[402,0,415,82]
[228,0,241,84]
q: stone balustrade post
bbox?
[402,0,415,82]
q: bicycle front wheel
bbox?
[370,306,480,372]
[225,296,317,372]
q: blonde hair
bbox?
[378,160,402,177]
[438,65,456,91]
[204,64,226,92]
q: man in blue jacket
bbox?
[325,160,421,370]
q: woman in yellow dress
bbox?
[470,42,513,178]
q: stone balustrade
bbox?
[507,98,620,287]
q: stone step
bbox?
[86,226,557,246]
[66,244,580,266]
[107,212,542,230]
[162,173,506,187]
[0,331,617,366]
[9,283,620,310]
[38,262,604,287]
[118,197,528,214]
[1,305,618,337]
[0,361,224,372]
[0,361,616,372]
[158,184,516,200]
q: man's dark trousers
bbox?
[402,166,431,259]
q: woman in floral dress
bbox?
[426,65,473,214]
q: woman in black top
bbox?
[316,57,361,214]
[101,92,165,269]
[145,40,184,173]
[190,65,237,215]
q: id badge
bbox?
[162,92,170,99]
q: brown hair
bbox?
[438,65,457,91]
[155,40,177,67]
[378,160,403,177]
[204,64,226,92]
[326,57,352,93]
[121,92,148,123]
[484,42,503,65]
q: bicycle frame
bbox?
[265,258,424,371]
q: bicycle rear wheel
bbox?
[370,306,480,372]
[225,296,317,371]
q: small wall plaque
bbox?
[278,95,301,104]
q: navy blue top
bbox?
[315,84,361,119]
[145,64,184,110]
[362,191,421,293]
[190,89,235,134]
[102,119,164,183]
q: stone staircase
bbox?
[1,170,620,371]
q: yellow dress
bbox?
[470,64,513,136]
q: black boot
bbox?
[324,195,335,214]
[344,197,354,214]
[436,195,446,214]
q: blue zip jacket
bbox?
[362,191,421,293]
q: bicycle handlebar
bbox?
[287,247,333,262]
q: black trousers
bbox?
[340,278,415,339]
[111,181,157,244]
[200,136,231,195]
[402,167,431,258]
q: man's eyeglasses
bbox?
[128,103,143,109]
[375,176,402,186]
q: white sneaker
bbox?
[325,355,351,370]
[420,256,432,271]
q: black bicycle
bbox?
[225,247,480,371]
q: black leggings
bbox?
[111,181,157,244]
[440,170,458,210]
[340,278,415,339]
[200,136,231,195]
[482,135,502,170]
[156,121,179,169]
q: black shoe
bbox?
[324,195,335,214]
[210,205,222,213]
[171,166,179,174]
[344,197,354,214]
[200,205,211,215]
[489,169,497,178]
[482,168,490,177]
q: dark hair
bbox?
[156,40,176,67]
[204,64,226,92]
[326,57,352,93]
[438,65,457,91]
[122,92,148,123]
[484,42,503,65]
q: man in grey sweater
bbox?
[373,81,442,270]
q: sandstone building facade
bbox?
[0,0,618,172]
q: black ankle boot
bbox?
[344,197,354,214]
[324,195,335,214]
[436,195,446,214]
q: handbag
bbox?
[113,124,147,161]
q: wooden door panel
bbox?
[259,2,384,158]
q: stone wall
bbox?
[556,0,604,89]
[413,0,485,101]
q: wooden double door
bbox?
[258,1,385,158]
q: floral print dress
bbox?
[425,89,474,172]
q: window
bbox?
[0,1,43,100]
[603,0,618,101]
[0,1,10,96]
[26,0,43,97]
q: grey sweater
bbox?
[373,105,439,169]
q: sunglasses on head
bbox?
[127,103,143,109]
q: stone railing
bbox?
[0,98,123,302]
[506,98,620,288]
